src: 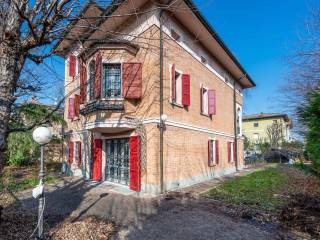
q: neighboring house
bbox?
[55,0,255,195]
[242,113,293,145]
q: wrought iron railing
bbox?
[80,100,124,115]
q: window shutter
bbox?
[122,63,142,99]
[227,142,231,162]
[68,98,75,120]
[93,139,102,181]
[68,142,74,164]
[69,55,76,77]
[171,64,176,102]
[74,94,80,117]
[208,90,216,115]
[94,53,102,99]
[77,142,81,166]
[208,140,212,167]
[80,59,87,104]
[215,140,219,164]
[182,74,190,106]
[129,136,141,192]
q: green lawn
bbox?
[203,166,292,211]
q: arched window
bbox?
[236,106,242,136]
[88,60,96,100]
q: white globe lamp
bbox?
[160,114,168,123]
[33,127,52,145]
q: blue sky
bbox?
[39,0,316,115]
[194,0,317,115]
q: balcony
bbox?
[80,99,124,115]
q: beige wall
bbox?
[62,17,245,194]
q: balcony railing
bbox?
[80,99,124,115]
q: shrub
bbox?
[6,131,39,166]
[298,91,320,175]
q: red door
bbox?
[92,139,102,181]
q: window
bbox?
[171,29,180,41]
[201,87,209,115]
[236,105,242,136]
[102,64,121,98]
[172,70,182,105]
[88,60,95,101]
[253,122,259,127]
[273,120,278,124]
[201,56,207,64]
[72,142,81,166]
[228,141,234,163]
[77,56,81,75]
[74,142,78,164]
[230,142,234,162]
[208,139,219,166]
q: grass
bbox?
[0,163,63,192]
[203,165,292,211]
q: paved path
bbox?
[16,167,283,240]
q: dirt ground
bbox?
[9,172,292,240]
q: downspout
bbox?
[233,80,238,171]
[159,9,165,194]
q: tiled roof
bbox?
[243,113,290,122]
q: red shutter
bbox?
[69,55,76,77]
[171,64,176,102]
[122,63,142,99]
[129,136,141,192]
[74,94,80,117]
[208,90,216,115]
[68,142,74,164]
[182,74,190,106]
[227,142,231,162]
[215,140,219,164]
[94,53,102,99]
[208,140,212,167]
[68,98,75,120]
[92,139,102,181]
[200,86,203,113]
[80,59,87,104]
[77,142,81,166]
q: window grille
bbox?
[102,64,121,98]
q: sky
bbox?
[38,0,317,115]
[194,0,317,115]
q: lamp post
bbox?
[32,127,52,240]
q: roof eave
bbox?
[183,0,256,88]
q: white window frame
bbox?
[201,85,209,116]
[169,65,183,107]
[236,104,242,136]
[253,133,259,142]
[209,139,217,166]
[73,142,78,164]
[76,55,81,76]
[228,141,234,163]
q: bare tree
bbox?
[266,122,283,148]
[0,0,78,171]
[281,7,320,135]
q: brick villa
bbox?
[55,0,255,195]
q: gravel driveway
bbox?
[16,177,283,240]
